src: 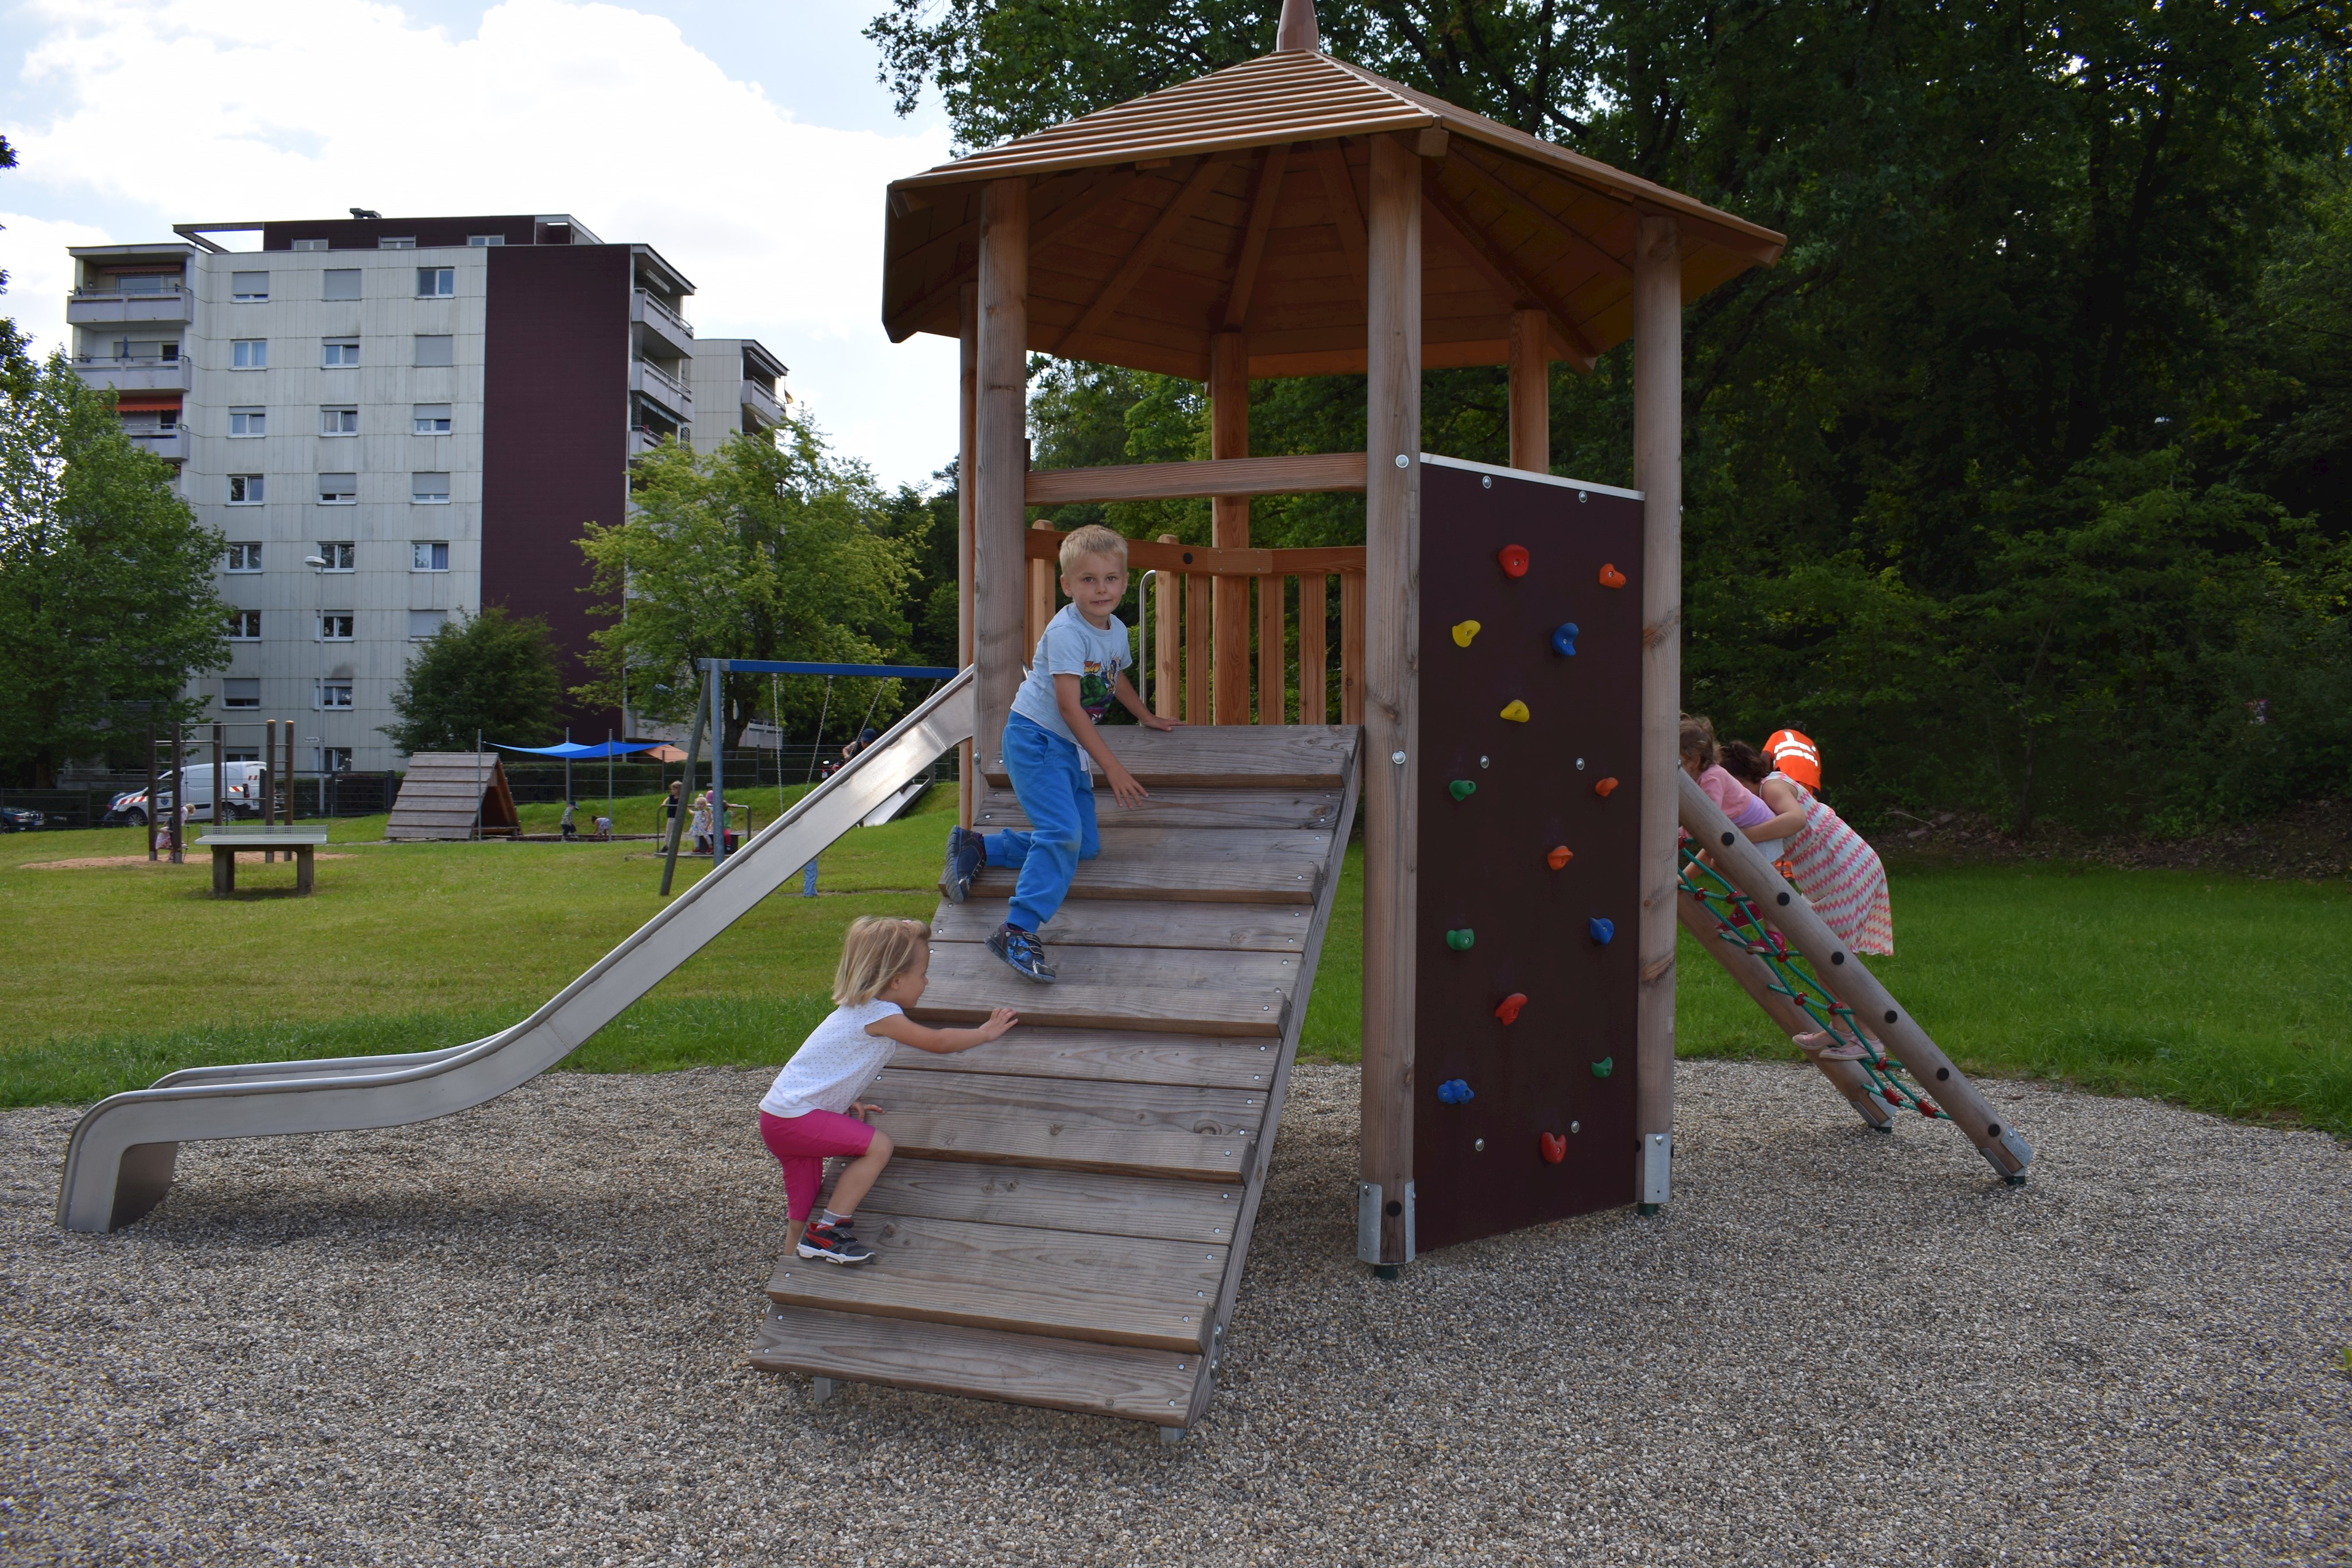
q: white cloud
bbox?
[2,210,113,350]
[3,0,961,486]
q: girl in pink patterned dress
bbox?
[1723,737,1893,956]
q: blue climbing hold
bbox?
[1589,916,1615,946]
[1551,621,1579,657]
[1437,1078,1474,1105]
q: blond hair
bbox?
[1058,524,1129,575]
[832,916,930,1006]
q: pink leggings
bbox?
[758,1109,877,1221]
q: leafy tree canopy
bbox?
[381,606,564,755]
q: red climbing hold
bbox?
[1539,1132,1567,1164]
[1498,544,1530,579]
[1593,776,1619,797]
[1495,993,1527,1025]
[1597,562,1627,589]
[1547,845,1572,870]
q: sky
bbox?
[0,0,965,489]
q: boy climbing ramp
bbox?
[941,524,1181,983]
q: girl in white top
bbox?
[758,916,1016,1264]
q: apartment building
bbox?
[65,212,787,771]
[685,338,790,457]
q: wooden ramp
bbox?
[751,724,1361,1431]
[384,752,519,841]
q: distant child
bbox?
[940,524,1179,982]
[690,789,714,855]
[592,814,614,842]
[559,799,578,841]
[758,917,1017,1263]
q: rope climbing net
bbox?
[1675,844,1948,1123]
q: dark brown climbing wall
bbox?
[1413,458,1646,1253]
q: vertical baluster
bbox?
[1256,570,1286,723]
[1340,569,1365,725]
[1026,519,1056,662]
[1154,535,1181,719]
[1185,571,1212,724]
[1299,572,1328,726]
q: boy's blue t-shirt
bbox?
[1010,603,1131,748]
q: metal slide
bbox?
[55,670,976,1233]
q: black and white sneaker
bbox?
[942,825,985,904]
[987,922,1056,984]
[796,1221,876,1265]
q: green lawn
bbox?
[3,803,2345,1135]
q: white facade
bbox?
[686,338,789,457]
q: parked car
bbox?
[0,804,46,832]
[104,763,269,827]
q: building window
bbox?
[322,339,361,367]
[413,334,454,367]
[467,235,504,246]
[227,610,262,640]
[316,680,355,710]
[231,339,267,370]
[378,237,416,250]
[411,472,451,504]
[319,745,355,772]
[320,406,359,436]
[231,270,269,302]
[227,474,265,505]
[319,614,355,641]
[225,541,262,572]
[323,269,362,301]
[408,609,447,639]
[316,541,357,571]
[292,237,329,252]
[416,267,455,298]
[412,540,450,572]
[412,403,452,435]
[318,473,358,504]
[229,408,266,437]
[224,678,262,710]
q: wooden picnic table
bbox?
[195,827,330,896]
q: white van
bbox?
[106,763,269,826]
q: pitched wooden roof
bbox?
[881,47,1785,379]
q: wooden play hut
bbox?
[384,753,519,841]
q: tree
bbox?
[381,606,563,754]
[0,351,228,786]
[575,416,920,750]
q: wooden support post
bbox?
[1154,534,1181,719]
[1339,571,1365,725]
[958,283,978,828]
[1299,574,1328,725]
[1210,331,1251,725]
[1258,574,1286,723]
[975,177,1031,762]
[1632,212,1682,1206]
[1507,307,1550,474]
[1027,519,1057,659]
[1360,132,1422,1268]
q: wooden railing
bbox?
[1022,524,1365,726]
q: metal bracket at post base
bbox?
[1980,1124,2035,1184]
[1637,1132,1671,1215]
[1357,1179,1415,1273]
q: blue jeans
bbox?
[985,714,1099,933]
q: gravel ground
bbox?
[3,1061,2346,1566]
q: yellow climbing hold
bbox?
[1499,699,1530,723]
[1451,620,1481,648]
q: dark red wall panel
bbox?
[481,243,629,735]
[264,216,543,251]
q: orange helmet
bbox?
[1765,728,1821,789]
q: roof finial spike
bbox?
[1275,0,1320,53]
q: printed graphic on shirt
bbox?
[1078,663,1116,723]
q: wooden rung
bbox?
[764,1215,1226,1351]
[841,1157,1245,1244]
[979,725,1356,788]
[930,897,1317,955]
[750,1305,1204,1425]
[866,1067,1266,1177]
[911,957,1287,1038]
[888,1023,1283,1089]
[964,854,1318,907]
[973,784,1344,832]
[922,939,1300,1002]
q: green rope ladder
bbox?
[1676,843,1948,1123]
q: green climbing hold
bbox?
[1445,928,1475,951]
[1449,779,1476,802]
[1590,1056,1614,1078]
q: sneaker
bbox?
[1795,1031,1871,1061]
[796,1221,876,1265]
[987,922,1056,984]
[942,825,985,904]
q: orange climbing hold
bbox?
[1495,993,1527,1025]
[1498,544,1530,579]
[1597,563,1627,589]
[1593,776,1619,797]
[1547,845,1573,870]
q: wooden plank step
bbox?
[842,1157,1245,1244]
[913,947,1291,1036]
[981,725,1356,789]
[974,785,1345,833]
[962,829,1326,905]
[866,1067,1264,1180]
[931,898,1317,954]
[888,1024,1282,1089]
[750,1304,1203,1425]
[765,1215,1225,1351]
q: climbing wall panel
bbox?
[1414,458,1645,1251]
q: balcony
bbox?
[629,359,694,421]
[125,429,188,462]
[631,289,695,361]
[740,379,784,427]
[630,424,690,458]
[73,356,192,393]
[66,285,194,327]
